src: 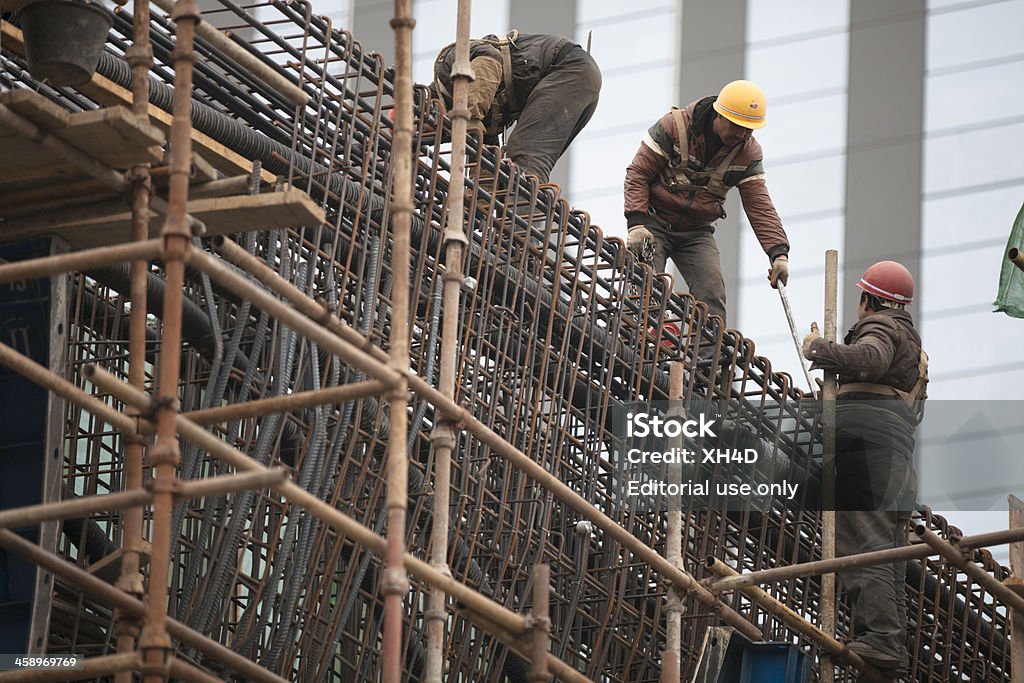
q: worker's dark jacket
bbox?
[806,308,923,407]
[624,97,789,261]
[433,33,573,129]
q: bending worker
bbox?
[623,80,789,325]
[802,261,927,679]
[432,31,601,184]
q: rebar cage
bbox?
[0,2,1013,681]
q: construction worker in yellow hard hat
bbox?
[624,80,789,337]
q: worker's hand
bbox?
[801,322,821,359]
[467,118,486,136]
[768,255,789,289]
[627,226,656,268]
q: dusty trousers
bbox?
[505,45,601,183]
[644,224,728,325]
[834,404,918,669]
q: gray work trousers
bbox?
[835,408,918,667]
[506,46,601,184]
[646,225,728,325]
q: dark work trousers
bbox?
[646,224,728,325]
[834,405,918,670]
[505,45,601,184]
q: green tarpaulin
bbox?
[994,201,1024,319]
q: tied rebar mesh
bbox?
[0,2,1013,681]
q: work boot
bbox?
[847,641,908,680]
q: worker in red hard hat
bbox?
[623,80,790,329]
[801,260,927,678]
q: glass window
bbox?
[925,61,1024,131]
[756,94,847,160]
[583,14,676,72]
[923,121,1024,196]
[581,66,676,135]
[920,243,1009,314]
[916,311,1024,399]
[567,130,643,227]
[746,33,849,100]
[413,0,510,66]
[747,0,848,44]
[927,1,1024,73]
[922,187,1024,251]
[757,155,845,219]
[577,1,675,26]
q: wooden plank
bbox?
[1011,494,1024,683]
[1,20,275,184]
[1,190,326,248]
[0,90,165,168]
[57,107,164,167]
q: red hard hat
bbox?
[856,261,914,305]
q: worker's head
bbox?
[712,80,767,144]
[855,260,914,318]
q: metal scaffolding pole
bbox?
[138,1,199,680]
[425,0,474,679]
[114,2,155,677]
[383,1,415,678]
[705,558,890,683]
[201,235,765,642]
[661,362,684,683]
[820,249,838,683]
[706,525,1024,592]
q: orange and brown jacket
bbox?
[624,96,790,261]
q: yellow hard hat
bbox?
[713,80,767,130]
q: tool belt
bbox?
[660,107,741,202]
[837,349,929,422]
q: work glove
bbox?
[801,322,821,360]
[627,226,657,268]
[768,255,789,289]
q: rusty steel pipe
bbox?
[457,607,592,683]
[83,364,602,678]
[167,659,223,683]
[198,238,765,642]
[183,380,387,426]
[529,564,552,683]
[139,2,200,680]
[425,0,473,677]
[0,653,140,682]
[820,249,839,683]
[1010,247,1024,273]
[705,557,891,683]
[187,248,401,386]
[117,3,156,674]
[708,525,1024,592]
[915,524,1024,616]
[0,529,288,683]
[0,240,162,285]
[0,490,151,530]
[149,0,309,106]
[661,362,685,683]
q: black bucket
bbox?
[20,0,114,86]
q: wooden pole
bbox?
[661,362,684,683]
[820,249,839,682]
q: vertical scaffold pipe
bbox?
[384,1,415,681]
[661,362,684,682]
[424,0,473,680]
[139,2,198,682]
[113,3,154,680]
[820,249,839,683]
[528,564,551,682]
